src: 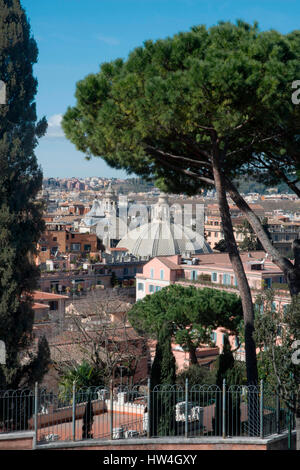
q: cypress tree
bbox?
[214,335,241,436]
[150,324,176,436]
[82,394,94,439]
[0,0,49,390]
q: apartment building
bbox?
[267,217,300,256]
[37,223,100,265]
[204,203,265,250]
[136,251,290,363]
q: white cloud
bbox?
[96,34,120,46]
[45,114,65,138]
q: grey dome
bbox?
[117,220,211,258]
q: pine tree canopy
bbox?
[62,20,300,194]
[129,284,242,363]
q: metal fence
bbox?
[0,380,295,446]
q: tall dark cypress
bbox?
[213,335,241,436]
[0,0,49,389]
[150,324,176,437]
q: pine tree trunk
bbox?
[189,346,198,365]
[226,180,300,297]
[296,416,300,450]
[210,142,258,386]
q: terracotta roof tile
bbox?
[32,302,50,310]
[33,291,69,301]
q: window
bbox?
[211,332,217,343]
[265,278,272,288]
[191,270,197,281]
[138,283,144,292]
[49,301,58,311]
[212,272,217,282]
[71,243,81,251]
[41,246,47,252]
[223,274,231,285]
[84,244,91,252]
[53,237,57,242]
[150,268,154,279]
[155,286,161,292]
[149,285,154,293]
[160,269,164,280]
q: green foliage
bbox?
[233,176,297,195]
[176,364,216,387]
[150,324,176,387]
[213,336,245,436]
[225,360,247,386]
[237,218,271,252]
[62,19,300,385]
[254,290,300,411]
[129,284,242,363]
[62,21,300,194]
[110,271,119,288]
[20,336,51,388]
[150,324,176,436]
[214,239,228,252]
[0,0,49,389]
[58,361,105,401]
[215,335,234,387]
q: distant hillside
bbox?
[235,177,299,195]
[113,178,154,194]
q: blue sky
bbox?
[21,0,300,178]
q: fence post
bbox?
[110,379,113,440]
[185,378,189,438]
[222,378,226,439]
[72,381,76,441]
[276,389,280,435]
[260,380,264,439]
[34,382,38,448]
[147,378,151,439]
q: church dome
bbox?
[117,220,211,258]
[117,193,210,258]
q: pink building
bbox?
[136,251,291,363]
